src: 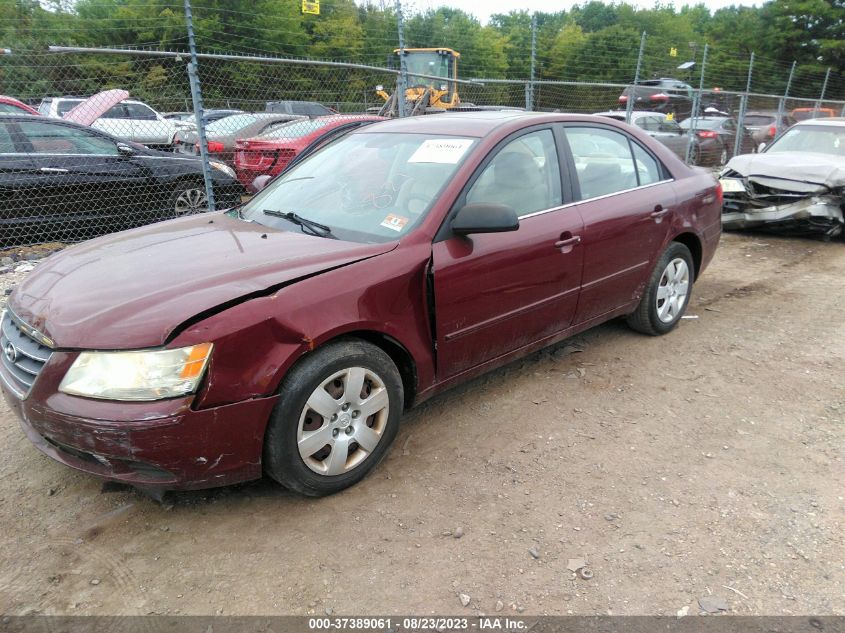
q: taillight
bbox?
[715,182,723,205]
[619,95,628,103]
[207,141,224,153]
[767,124,776,137]
[697,130,718,139]
[649,92,669,101]
[274,149,297,172]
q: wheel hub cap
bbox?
[297,367,390,476]
[656,257,690,324]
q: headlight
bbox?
[59,343,213,401]
[210,161,236,178]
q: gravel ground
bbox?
[0,232,842,616]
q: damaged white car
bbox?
[719,118,845,237]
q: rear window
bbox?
[679,118,721,130]
[207,113,258,132]
[257,118,334,140]
[744,115,775,126]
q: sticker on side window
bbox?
[380,213,410,232]
[408,139,473,164]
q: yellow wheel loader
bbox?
[376,48,464,117]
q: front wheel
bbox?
[627,242,694,336]
[264,339,403,496]
[169,183,208,216]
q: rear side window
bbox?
[124,103,157,120]
[632,143,661,186]
[18,121,118,155]
[0,123,15,152]
[566,127,639,198]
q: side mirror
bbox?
[116,142,135,156]
[451,203,519,236]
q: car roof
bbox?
[356,110,593,137]
[794,117,845,127]
[593,110,667,118]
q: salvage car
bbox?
[174,112,304,165]
[0,96,39,115]
[234,114,385,189]
[617,78,694,120]
[0,111,721,495]
[0,115,243,245]
[679,116,756,166]
[743,111,796,151]
[720,117,845,237]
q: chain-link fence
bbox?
[1,25,844,247]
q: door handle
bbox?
[39,167,69,173]
[650,204,670,219]
[554,233,581,251]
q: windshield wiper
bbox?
[262,209,336,238]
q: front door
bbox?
[432,127,585,379]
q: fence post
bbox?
[734,52,753,158]
[395,0,408,118]
[527,13,537,110]
[776,61,796,135]
[815,67,831,114]
[183,0,216,212]
[685,43,707,164]
[626,31,646,125]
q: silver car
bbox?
[38,97,189,149]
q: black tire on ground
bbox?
[263,339,404,497]
[626,241,695,336]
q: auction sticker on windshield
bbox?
[380,213,410,232]
[409,138,474,164]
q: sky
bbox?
[399,0,763,23]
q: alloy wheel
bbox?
[297,367,390,476]
[656,257,690,323]
[174,187,208,215]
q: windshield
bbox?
[403,51,452,82]
[207,113,257,132]
[239,132,476,243]
[766,124,845,156]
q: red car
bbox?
[1,112,721,496]
[234,114,384,189]
[0,96,39,115]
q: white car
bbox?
[38,97,191,149]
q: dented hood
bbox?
[10,214,396,349]
[726,152,845,190]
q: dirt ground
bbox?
[0,232,842,617]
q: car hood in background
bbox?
[62,89,129,126]
[10,214,397,349]
[725,152,845,190]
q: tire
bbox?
[264,339,404,496]
[719,146,729,165]
[689,144,701,166]
[626,242,694,336]
[169,182,208,216]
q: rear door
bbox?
[563,124,675,324]
[432,126,584,379]
[17,120,151,231]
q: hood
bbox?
[10,214,397,349]
[62,89,129,126]
[726,152,845,190]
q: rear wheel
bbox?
[264,339,403,496]
[626,242,694,336]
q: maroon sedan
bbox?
[1,112,721,496]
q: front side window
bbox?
[18,122,118,155]
[239,131,476,243]
[465,129,562,217]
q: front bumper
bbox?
[1,372,279,490]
